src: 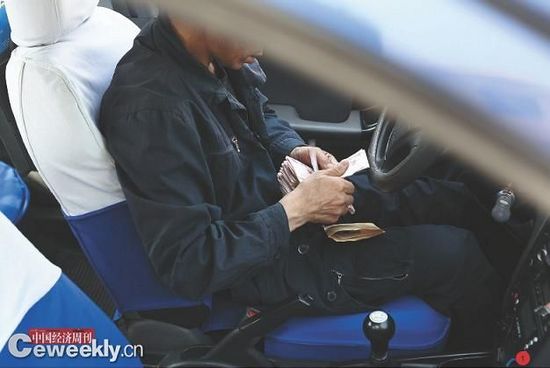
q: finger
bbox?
[309,149,319,171]
[344,194,354,206]
[317,155,332,170]
[318,150,338,169]
[326,152,338,166]
[290,146,311,165]
[341,180,355,194]
[322,160,349,177]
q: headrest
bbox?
[5,0,100,47]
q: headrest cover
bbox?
[5,0,100,47]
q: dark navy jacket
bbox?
[99,17,481,314]
[99,17,307,300]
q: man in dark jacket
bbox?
[100,15,500,346]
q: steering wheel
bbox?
[367,109,442,192]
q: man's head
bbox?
[170,17,263,70]
[205,35,264,70]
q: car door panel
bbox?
[260,57,374,158]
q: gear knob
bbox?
[363,310,395,363]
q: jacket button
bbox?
[297,243,310,255]
[326,290,337,302]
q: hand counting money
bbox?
[277,149,369,195]
[277,149,384,242]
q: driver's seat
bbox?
[3,0,451,363]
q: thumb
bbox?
[318,151,338,169]
[323,160,349,177]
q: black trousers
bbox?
[322,224,500,349]
[232,175,502,348]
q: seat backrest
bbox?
[4,0,203,313]
[0,212,141,367]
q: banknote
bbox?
[341,149,369,177]
[324,222,385,242]
[278,157,311,194]
[284,156,313,182]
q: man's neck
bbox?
[169,18,215,74]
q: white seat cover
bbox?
[0,212,61,351]
[5,0,139,216]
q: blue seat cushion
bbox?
[0,161,29,224]
[265,296,450,362]
[0,274,141,367]
[66,201,209,313]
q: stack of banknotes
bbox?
[277,149,385,242]
[277,149,369,195]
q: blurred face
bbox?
[206,35,263,70]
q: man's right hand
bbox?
[280,161,355,231]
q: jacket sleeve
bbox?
[246,61,305,160]
[261,97,306,162]
[102,108,291,300]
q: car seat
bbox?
[0,182,140,367]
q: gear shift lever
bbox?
[363,310,395,364]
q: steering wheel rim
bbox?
[367,109,441,192]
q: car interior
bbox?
[0,1,548,367]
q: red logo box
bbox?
[28,328,95,345]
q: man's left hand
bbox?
[290,146,338,170]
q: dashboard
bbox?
[497,215,550,366]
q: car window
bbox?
[268,0,550,154]
[151,0,550,213]
[523,0,550,18]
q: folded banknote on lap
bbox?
[324,222,385,242]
